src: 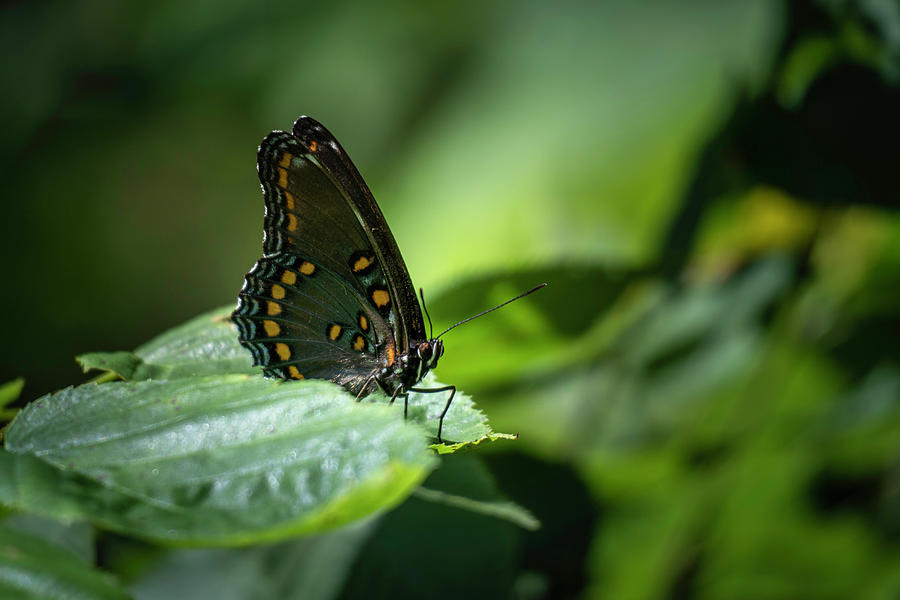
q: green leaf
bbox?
[3,376,436,545]
[0,450,92,523]
[429,432,519,455]
[135,306,254,375]
[0,379,24,409]
[77,352,143,380]
[130,520,377,600]
[2,515,96,566]
[341,455,521,597]
[77,306,501,450]
[78,306,255,380]
[385,375,515,452]
[0,525,129,600]
[0,378,24,423]
[400,376,489,443]
[427,266,636,390]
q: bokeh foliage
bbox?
[2,0,899,598]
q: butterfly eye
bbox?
[418,341,443,368]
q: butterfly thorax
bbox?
[374,339,443,397]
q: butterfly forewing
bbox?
[259,132,372,290]
[289,118,426,348]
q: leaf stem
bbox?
[413,486,540,530]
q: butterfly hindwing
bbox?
[233,253,381,393]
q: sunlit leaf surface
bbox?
[3,377,436,545]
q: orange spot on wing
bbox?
[279,153,293,168]
[275,343,291,360]
[281,271,297,285]
[353,335,366,351]
[287,213,298,231]
[271,284,286,299]
[288,366,304,379]
[328,324,342,340]
[359,314,368,331]
[284,191,296,210]
[263,320,280,336]
[371,289,390,308]
[299,261,316,275]
[267,301,281,316]
[386,342,395,366]
[277,167,288,189]
[353,255,373,272]
[309,140,318,152]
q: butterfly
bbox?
[231,116,458,440]
[232,116,545,443]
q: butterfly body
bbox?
[374,338,443,399]
[232,116,454,439]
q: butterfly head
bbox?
[417,339,444,370]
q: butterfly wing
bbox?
[284,117,426,347]
[233,116,425,391]
[232,253,380,393]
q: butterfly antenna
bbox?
[419,287,434,339]
[436,283,547,339]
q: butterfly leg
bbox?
[356,374,378,402]
[388,386,403,405]
[409,385,456,444]
[388,386,412,421]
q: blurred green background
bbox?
[3,0,900,597]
